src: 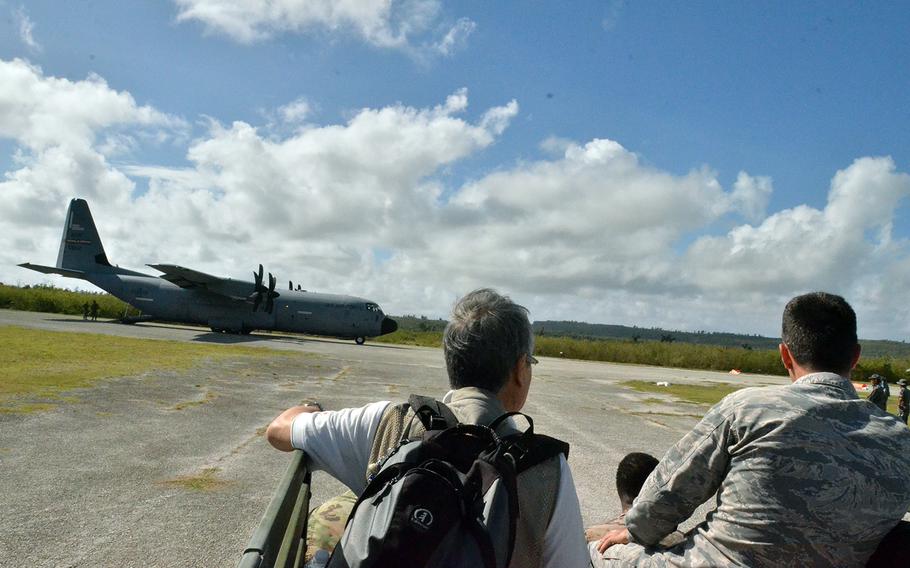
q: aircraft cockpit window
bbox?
[365,303,381,312]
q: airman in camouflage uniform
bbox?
[897,379,909,424]
[592,292,910,567]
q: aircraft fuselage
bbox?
[94,272,393,338]
[20,198,398,342]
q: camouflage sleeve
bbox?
[625,401,734,546]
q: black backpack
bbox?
[326,395,569,568]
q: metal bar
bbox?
[237,450,311,568]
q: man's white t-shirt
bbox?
[291,400,591,568]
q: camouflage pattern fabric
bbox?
[591,372,910,567]
[304,490,357,562]
[898,386,909,423]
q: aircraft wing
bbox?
[149,264,252,301]
[147,264,223,288]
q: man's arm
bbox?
[540,456,592,568]
[271,401,391,494]
[267,403,323,451]
[623,402,734,547]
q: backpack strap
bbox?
[407,394,459,433]
[488,411,570,471]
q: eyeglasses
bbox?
[526,354,538,365]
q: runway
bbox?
[0,309,789,567]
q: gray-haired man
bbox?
[267,288,591,567]
[593,291,910,567]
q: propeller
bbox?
[265,272,278,313]
[252,264,265,312]
[250,264,280,314]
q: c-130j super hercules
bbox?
[20,198,398,343]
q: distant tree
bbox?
[660,334,675,343]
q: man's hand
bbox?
[596,527,630,554]
[585,523,624,543]
[266,402,323,451]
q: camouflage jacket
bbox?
[615,372,910,567]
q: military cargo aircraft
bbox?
[19,198,398,343]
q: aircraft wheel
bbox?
[354,336,366,345]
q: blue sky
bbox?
[2,1,909,339]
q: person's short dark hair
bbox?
[781,292,858,374]
[616,452,659,507]
[443,288,533,392]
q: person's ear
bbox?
[849,343,861,370]
[779,343,794,371]
[509,356,525,387]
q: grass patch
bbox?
[171,390,217,411]
[0,325,291,412]
[374,329,442,348]
[621,380,746,406]
[0,403,57,414]
[158,467,229,491]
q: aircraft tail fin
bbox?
[55,198,117,273]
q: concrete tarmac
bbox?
[0,310,789,567]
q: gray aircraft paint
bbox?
[20,199,397,342]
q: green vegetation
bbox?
[158,467,230,491]
[532,319,910,359]
[0,326,282,413]
[622,380,747,406]
[374,329,442,347]
[0,283,130,319]
[535,335,787,375]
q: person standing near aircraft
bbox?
[90,300,99,322]
[266,288,591,567]
[82,302,89,320]
[592,292,910,567]
[897,379,909,424]
[868,374,888,411]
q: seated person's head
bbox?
[443,289,535,410]
[616,452,659,511]
[781,292,859,377]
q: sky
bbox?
[1,1,909,340]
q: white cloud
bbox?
[0,59,187,152]
[13,6,41,52]
[3,64,909,340]
[683,157,910,298]
[173,0,476,57]
[431,17,476,56]
[279,97,312,124]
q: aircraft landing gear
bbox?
[354,336,366,345]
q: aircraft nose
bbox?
[381,317,398,335]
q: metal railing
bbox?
[237,451,312,568]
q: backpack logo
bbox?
[410,508,434,531]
